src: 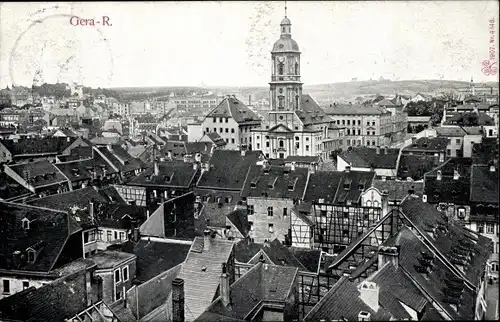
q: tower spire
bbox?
[285,1,287,17]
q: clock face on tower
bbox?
[278,56,285,63]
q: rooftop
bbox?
[0,202,80,272]
[206,96,261,124]
[323,105,389,115]
[398,154,445,181]
[339,146,400,169]
[0,170,32,201]
[0,136,77,156]
[88,250,135,270]
[8,160,69,189]
[197,150,264,191]
[127,160,198,188]
[241,164,308,199]
[403,137,448,151]
[295,94,333,126]
[470,165,499,204]
[372,179,424,201]
[424,158,472,204]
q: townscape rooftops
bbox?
[203,262,299,321]
[424,158,472,204]
[472,138,499,165]
[0,136,77,156]
[206,96,261,124]
[470,165,499,204]
[339,146,400,169]
[127,160,197,188]
[372,179,424,201]
[241,164,308,199]
[400,196,492,289]
[0,170,32,200]
[0,266,92,322]
[0,202,80,272]
[403,137,449,151]
[443,112,494,126]
[304,276,392,321]
[197,150,263,190]
[323,105,389,115]
[397,154,444,181]
[204,131,227,146]
[177,236,235,321]
[8,160,69,189]
[295,94,333,125]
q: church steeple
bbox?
[280,2,292,36]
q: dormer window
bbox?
[22,218,30,230]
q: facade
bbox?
[251,15,343,160]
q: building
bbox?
[324,104,393,147]
[197,95,261,150]
[397,137,448,181]
[241,161,309,243]
[251,15,343,160]
[435,126,483,158]
[337,146,400,180]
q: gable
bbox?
[267,124,293,133]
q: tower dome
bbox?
[272,15,300,53]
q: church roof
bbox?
[295,94,333,125]
[281,17,291,25]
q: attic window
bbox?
[268,176,278,189]
[288,178,298,191]
[343,182,351,190]
[263,167,270,175]
[358,183,365,190]
[250,177,259,188]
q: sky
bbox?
[0,1,498,88]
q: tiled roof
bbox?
[0,137,77,156]
[226,209,251,237]
[241,165,308,199]
[197,202,235,229]
[400,196,492,291]
[289,248,322,273]
[370,263,428,318]
[205,132,227,146]
[8,160,69,189]
[403,137,448,151]
[304,276,392,321]
[0,171,32,200]
[0,266,92,321]
[339,146,400,169]
[27,186,113,211]
[296,94,333,125]
[333,170,376,204]
[0,202,80,272]
[323,105,388,115]
[470,165,499,204]
[443,112,494,126]
[472,138,499,165]
[284,155,321,164]
[55,153,118,181]
[177,237,235,321]
[424,158,472,204]
[127,161,198,188]
[398,154,444,180]
[372,180,424,201]
[197,150,263,191]
[303,171,344,203]
[88,202,147,230]
[109,239,190,283]
[206,97,261,124]
[203,262,298,320]
[97,146,144,173]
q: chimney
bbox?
[241,149,246,157]
[358,311,371,321]
[437,170,442,181]
[384,146,388,154]
[154,161,159,176]
[172,278,185,322]
[345,165,351,173]
[193,163,199,171]
[203,162,210,172]
[66,136,71,142]
[107,144,113,152]
[376,146,380,155]
[378,246,399,269]
[146,209,150,219]
[309,162,316,174]
[439,153,444,163]
[132,227,140,242]
[490,164,496,172]
[290,161,296,171]
[203,229,212,251]
[195,153,202,163]
[408,186,415,196]
[220,262,231,307]
[453,169,460,180]
[359,281,379,312]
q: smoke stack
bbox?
[345,165,351,173]
[241,149,246,157]
[195,153,202,163]
[220,262,231,307]
[384,146,388,154]
[132,227,140,242]
[490,164,496,172]
[172,278,185,322]
[290,161,296,171]
[437,170,442,181]
[203,229,212,251]
[453,169,460,180]
[378,246,399,269]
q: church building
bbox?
[251,12,344,160]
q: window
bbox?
[107,230,112,242]
[22,281,29,290]
[247,205,254,215]
[347,120,350,125]
[497,242,499,254]
[358,120,361,125]
[98,229,103,241]
[213,127,217,133]
[231,128,235,133]
[268,223,274,233]
[306,145,309,151]
[123,266,129,281]
[220,128,223,133]
[206,127,209,133]
[119,232,125,241]
[278,63,284,75]
[372,121,375,126]
[267,206,273,217]
[347,129,350,135]
[279,140,284,148]
[225,128,228,133]
[114,269,121,283]
[283,208,288,217]
[456,139,460,144]
[457,208,466,219]
[225,118,229,123]
[2,279,10,294]
[249,221,254,231]
[366,121,370,126]
[492,262,499,272]
[487,223,494,234]
[213,117,216,123]
[114,231,118,240]
[477,222,484,234]
[266,141,270,148]
[257,143,260,149]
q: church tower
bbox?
[269,6,302,111]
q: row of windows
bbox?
[213,117,229,123]
[476,222,497,235]
[347,139,377,146]
[2,279,41,294]
[114,266,129,284]
[247,205,288,217]
[206,127,235,134]
[333,119,377,126]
